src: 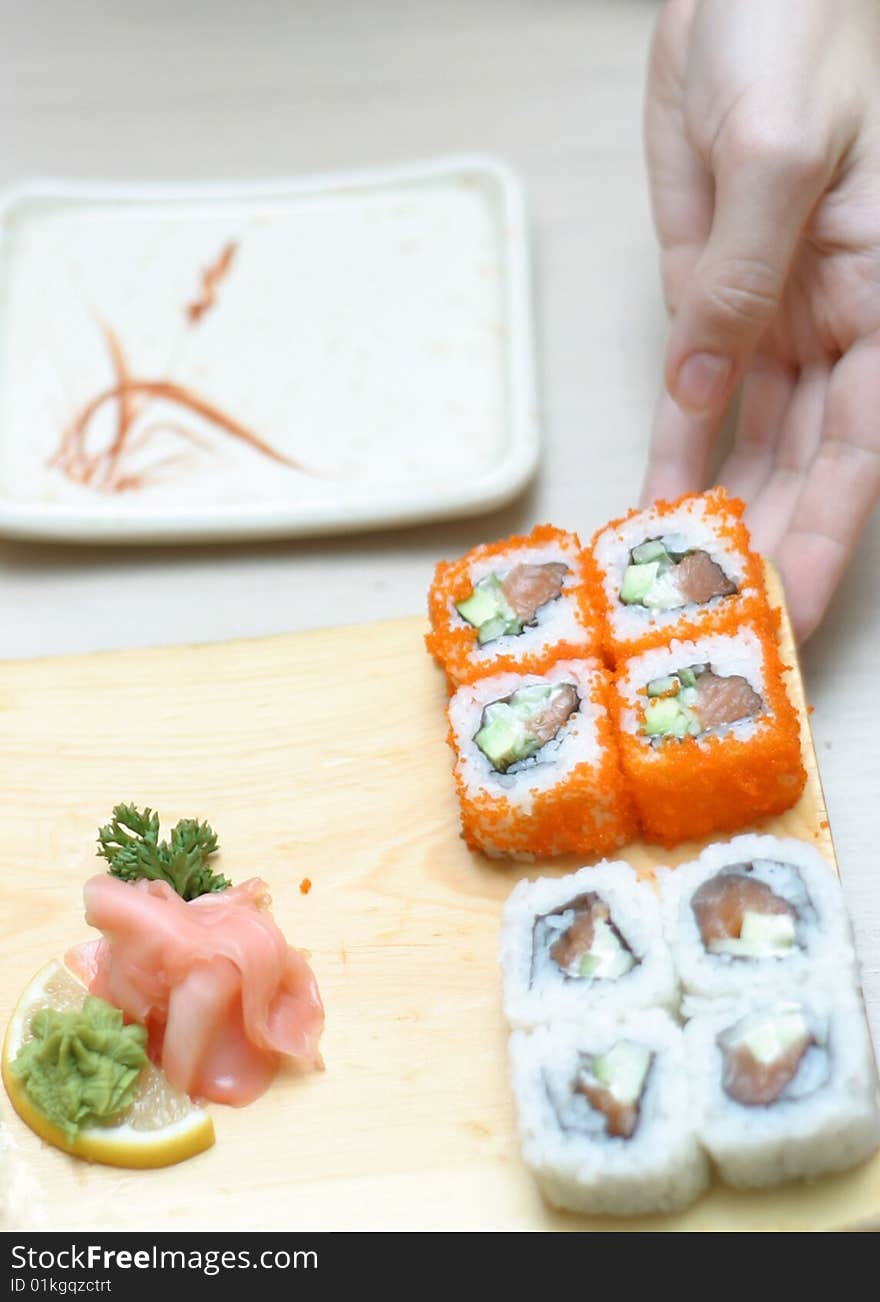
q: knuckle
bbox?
[700,257,781,327]
[722,115,827,184]
[769,133,827,185]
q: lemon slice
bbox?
[2,959,214,1168]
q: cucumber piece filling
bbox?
[709,909,797,958]
[720,1005,817,1107]
[456,562,569,646]
[574,1041,653,1139]
[531,893,638,989]
[474,682,579,773]
[642,664,761,742]
[619,538,737,610]
[455,575,522,644]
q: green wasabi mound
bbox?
[12,997,148,1140]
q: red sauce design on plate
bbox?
[50,242,309,493]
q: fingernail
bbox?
[672,352,732,414]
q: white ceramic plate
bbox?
[0,156,537,543]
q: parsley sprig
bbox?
[97,803,230,900]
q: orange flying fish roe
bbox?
[613,626,806,848]
[425,524,601,688]
[448,662,636,858]
[589,489,772,665]
[299,878,312,895]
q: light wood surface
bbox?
[1,575,877,1232]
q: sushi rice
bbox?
[460,534,587,676]
[615,627,768,746]
[426,525,599,688]
[448,660,635,859]
[685,991,880,1188]
[499,862,677,1027]
[660,834,858,1001]
[425,496,879,1212]
[508,1011,708,1215]
[498,841,880,1214]
[591,488,767,662]
[613,625,806,847]
[450,660,606,806]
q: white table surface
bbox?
[1,0,877,1031]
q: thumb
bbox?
[665,132,832,415]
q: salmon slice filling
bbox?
[720,1008,816,1107]
[455,561,569,645]
[694,672,762,730]
[674,551,738,604]
[502,562,569,621]
[692,867,798,957]
[643,664,763,742]
[474,681,579,773]
[527,683,579,745]
[577,1081,640,1139]
[531,893,635,984]
[550,899,607,972]
[549,1042,653,1139]
[620,538,737,611]
[723,1038,812,1106]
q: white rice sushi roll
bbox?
[508,1010,708,1216]
[661,836,858,1000]
[590,488,767,663]
[500,862,677,1027]
[448,660,634,859]
[685,992,880,1187]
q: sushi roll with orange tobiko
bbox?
[591,489,770,664]
[426,525,601,688]
[613,625,806,848]
[447,659,635,859]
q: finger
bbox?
[775,337,880,642]
[644,1,713,312]
[716,354,798,504]
[665,129,834,417]
[743,360,830,554]
[640,388,718,507]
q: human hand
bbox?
[641,0,880,641]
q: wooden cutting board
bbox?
[1,572,878,1232]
